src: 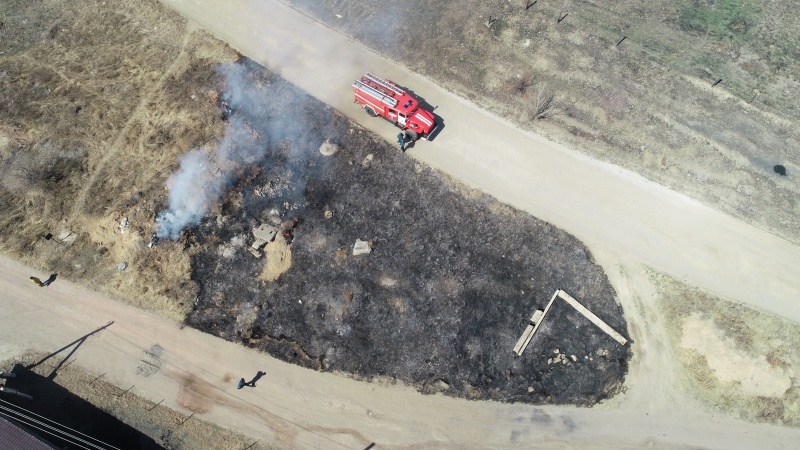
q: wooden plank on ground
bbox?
[557,290,628,345]
[513,290,559,356]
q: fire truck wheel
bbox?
[404,130,419,141]
[364,106,378,117]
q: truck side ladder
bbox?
[353,80,398,108]
[365,72,405,95]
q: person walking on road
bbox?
[29,276,43,286]
[397,132,406,152]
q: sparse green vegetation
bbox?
[678,0,756,40]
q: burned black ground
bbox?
[183,60,630,405]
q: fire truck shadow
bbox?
[423,107,444,142]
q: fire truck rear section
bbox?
[353,72,438,141]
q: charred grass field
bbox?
[184,61,629,404]
[0,0,629,410]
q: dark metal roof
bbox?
[0,416,56,450]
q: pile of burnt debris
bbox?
[183,61,629,405]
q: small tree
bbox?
[529,83,570,120]
[503,72,535,99]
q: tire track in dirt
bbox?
[67,22,198,222]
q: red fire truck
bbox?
[353,72,438,141]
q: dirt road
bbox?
[4,254,800,449]
[159,0,800,325]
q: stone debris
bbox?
[353,239,372,255]
[319,140,339,156]
[362,153,374,168]
[548,350,578,366]
[119,217,129,233]
[324,210,333,219]
[250,224,279,257]
[117,262,127,272]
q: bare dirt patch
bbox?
[654,273,800,426]
[680,314,791,398]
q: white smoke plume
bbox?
[155,63,268,239]
[155,59,329,239]
[155,149,221,239]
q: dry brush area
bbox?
[0,0,238,320]
[654,272,800,427]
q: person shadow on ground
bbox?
[237,371,265,389]
[41,273,58,287]
[245,370,265,387]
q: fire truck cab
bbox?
[353,72,438,141]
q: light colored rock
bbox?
[353,239,372,255]
[433,380,449,391]
[324,210,333,219]
[119,217,129,233]
[553,348,560,354]
[570,355,578,362]
[253,224,278,243]
[379,276,398,287]
[319,140,339,156]
[221,246,236,259]
[117,262,127,272]
[362,153,374,167]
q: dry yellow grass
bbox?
[0,0,237,319]
[653,271,800,427]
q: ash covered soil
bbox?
[183,59,630,405]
